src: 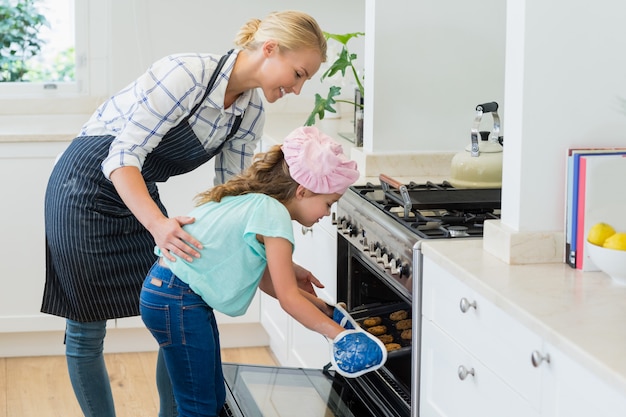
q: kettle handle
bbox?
[471,102,501,157]
[476,102,498,113]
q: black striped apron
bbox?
[42,52,242,322]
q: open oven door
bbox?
[222,363,404,417]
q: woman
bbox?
[42,10,327,417]
[140,126,386,417]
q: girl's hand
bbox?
[152,216,203,262]
[293,263,325,295]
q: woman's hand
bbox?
[151,215,203,262]
[110,166,202,262]
[293,263,324,295]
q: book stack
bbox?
[565,148,626,270]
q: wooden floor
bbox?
[0,347,277,417]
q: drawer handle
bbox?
[301,226,313,235]
[531,350,551,368]
[457,365,475,380]
[459,297,477,313]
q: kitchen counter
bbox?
[421,237,626,395]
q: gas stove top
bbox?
[349,180,501,239]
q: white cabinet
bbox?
[0,141,71,333]
[420,320,540,417]
[420,257,542,417]
[260,205,338,368]
[541,342,626,417]
[420,255,626,417]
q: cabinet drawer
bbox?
[543,342,626,417]
[420,320,540,417]
[422,257,543,408]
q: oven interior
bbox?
[336,234,412,412]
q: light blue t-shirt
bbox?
[157,193,294,316]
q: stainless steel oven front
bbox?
[336,188,422,417]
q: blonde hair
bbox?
[195,145,299,205]
[234,10,327,62]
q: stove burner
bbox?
[447,226,470,237]
[350,181,501,239]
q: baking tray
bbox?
[349,303,412,358]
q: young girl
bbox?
[140,126,387,417]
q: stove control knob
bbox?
[361,235,369,250]
[341,220,351,234]
[389,258,400,275]
[349,225,359,237]
[374,247,382,261]
[376,248,388,264]
[368,242,377,256]
[381,253,390,267]
[397,262,411,278]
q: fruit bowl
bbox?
[586,241,626,285]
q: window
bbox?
[0,0,87,98]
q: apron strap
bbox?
[184,49,244,148]
[185,49,234,120]
[181,49,243,150]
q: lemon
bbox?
[587,222,616,246]
[603,232,626,251]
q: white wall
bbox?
[363,0,506,154]
[105,0,366,116]
[502,0,626,233]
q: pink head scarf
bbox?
[281,126,360,194]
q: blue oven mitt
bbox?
[332,302,358,330]
[331,329,387,378]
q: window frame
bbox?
[0,0,108,115]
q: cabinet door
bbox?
[288,319,332,369]
[0,142,69,332]
[260,292,290,365]
[260,205,338,367]
[292,213,338,303]
[289,212,338,368]
[420,320,540,417]
[422,257,543,408]
[541,342,626,417]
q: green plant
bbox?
[305,31,364,126]
[26,46,75,82]
[0,0,50,82]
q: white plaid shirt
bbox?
[80,50,265,185]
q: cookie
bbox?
[366,325,387,336]
[377,334,394,344]
[385,343,402,352]
[401,329,412,340]
[363,316,382,327]
[395,319,412,331]
[389,310,408,321]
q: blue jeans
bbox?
[65,320,177,417]
[140,262,225,417]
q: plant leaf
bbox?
[322,47,353,80]
[323,31,364,46]
[304,86,342,126]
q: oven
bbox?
[222,176,500,417]
[335,175,501,417]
